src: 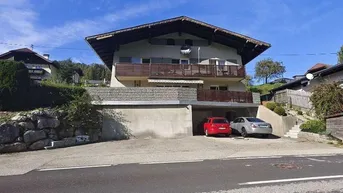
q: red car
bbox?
[203,117,232,136]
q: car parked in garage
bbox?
[230,117,272,138]
[204,117,232,137]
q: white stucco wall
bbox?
[101,105,193,139]
[113,33,242,65]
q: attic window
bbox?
[185,39,193,46]
[166,38,175,45]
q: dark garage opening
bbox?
[192,107,258,136]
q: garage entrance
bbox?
[192,107,258,136]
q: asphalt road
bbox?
[1,155,343,193]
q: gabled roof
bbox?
[307,63,331,73]
[271,63,343,92]
[85,16,271,68]
[0,48,57,68]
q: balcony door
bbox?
[180,59,190,72]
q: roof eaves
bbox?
[85,16,271,47]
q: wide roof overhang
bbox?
[85,16,271,69]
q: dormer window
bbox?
[185,39,193,46]
[166,38,175,45]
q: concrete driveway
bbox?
[1,136,342,176]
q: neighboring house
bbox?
[270,63,343,110]
[72,68,84,84]
[0,48,58,82]
[271,63,342,93]
[85,16,271,139]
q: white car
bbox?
[230,117,273,138]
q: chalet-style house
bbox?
[85,16,271,139]
[0,48,58,82]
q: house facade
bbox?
[85,16,271,139]
[0,48,58,82]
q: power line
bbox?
[0,42,339,55]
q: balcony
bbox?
[197,89,253,103]
[115,63,245,79]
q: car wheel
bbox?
[241,128,248,138]
[205,130,209,137]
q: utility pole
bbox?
[31,44,34,50]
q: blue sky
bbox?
[0,0,342,81]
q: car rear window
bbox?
[246,118,264,122]
[213,119,229,123]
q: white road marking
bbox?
[139,160,204,165]
[307,158,327,162]
[234,156,283,160]
[239,175,343,185]
[37,164,112,172]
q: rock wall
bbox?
[0,109,101,153]
[326,114,343,141]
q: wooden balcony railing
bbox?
[116,63,245,78]
[197,89,253,103]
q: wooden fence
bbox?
[273,89,312,109]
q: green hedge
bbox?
[300,120,326,134]
[1,83,86,111]
[265,102,277,111]
[274,106,286,116]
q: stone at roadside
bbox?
[74,128,86,136]
[0,123,20,144]
[76,135,90,143]
[63,137,76,147]
[23,130,46,144]
[297,131,335,144]
[15,137,23,142]
[29,139,51,150]
[48,129,59,141]
[17,121,35,130]
[37,117,60,129]
[11,114,28,122]
[51,140,65,148]
[0,142,27,153]
[58,128,74,138]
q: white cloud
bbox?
[0,0,188,54]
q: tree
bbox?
[242,75,253,87]
[255,58,285,84]
[338,46,343,64]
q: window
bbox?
[171,59,180,64]
[240,118,245,123]
[142,58,151,64]
[246,118,264,122]
[233,118,240,123]
[227,59,238,64]
[210,86,227,90]
[119,57,131,63]
[219,86,227,91]
[180,59,189,65]
[131,57,141,64]
[213,119,229,123]
[185,39,193,46]
[166,38,175,45]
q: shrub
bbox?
[60,92,101,133]
[310,82,343,119]
[300,120,326,134]
[274,106,286,116]
[265,102,277,111]
[0,60,30,110]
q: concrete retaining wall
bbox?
[101,105,193,139]
[326,114,343,140]
[257,105,297,136]
[86,87,197,101]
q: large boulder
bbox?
[0,123,20,144]
[17,121,35,130]
[11,113,28,122]
[37,117,60,129]
[23,130,46,144]
[74,128,86,136]
[58,128,74,138]
[0,142,27,153]
[47,129,59,141]
[29,139,51,150]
